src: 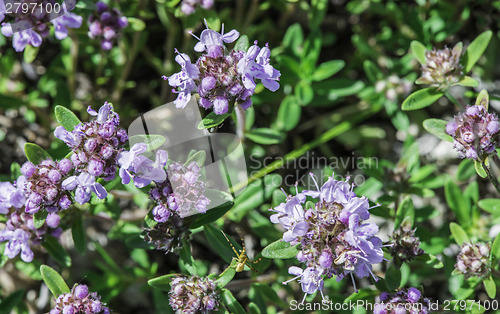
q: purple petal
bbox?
[91,183,107,199]
[222,29,239,43]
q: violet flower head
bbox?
[23,159,73,214]
[271,174,383,299]
[446,104,499,160]
[416,43,463,90]
[0,2,82,52]
[62,172,107,205]
[166,20,280,115]
[180,0,214,16]
[374,288,431,314]
[87,1,128,50]
[169,275,219,313]
[117,143,168,188]
[50,284,110,314]
[0,176,62,263]
[455,242,491,278]
[54,102,127,181]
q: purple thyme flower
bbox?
[180,0,214,16]
[50,284,110,314]
[446,104,500,160]
[165,20,280,115]
[374,288,431,314]
[168,161,210,217]
[62,172,107,204]
[87,1,128,50]
[0,1,82,52]
[389,220,424,264]
[270,174,383,300]
[54,102,128,180]
[455,242,491,278]
[169,275,219,313]
[0,176,62,262]
[416,43,463,90]
[117,143,168,188]
[22,159,73,214]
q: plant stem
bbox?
[235,105,246,140]
[482,160,500,194]
[228,104,383,194]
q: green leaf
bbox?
[491,235,500,259]
[401,88,444,111]
[24,143,51,165]
[148,274,179,291]
[276,95,301,131]
[261,239,299,259]
[475,160,488,178]
[0,94,28,109]
[127,17,145,31]
[179,244,197,276]
[184,150,206,168]
[246,128,284,145]
[312,60,345,81]
[474,89,489,110]
[190,191,234,229]
[42,236,71,267]
[450,222,470,246]
[457,76,479,87]
[33,210,48,229]
[145,208,158,228]
[422,118,453,142]
[216,267,236,289]
[128,134,166,152]
[221,289,246,314]
[483,276,496,299]
[23,45,39,64]
[295,81,314,105]
[0,289,25,314]
[456,159,476,181]
[228,180,264,221]
[445,181,470,226]
[234,35,249,52]
[282,23,304,57]
[410,40,427,65]
[385,264,401,291]
[394,196,414,229]
[413,253,444,269]
[72,217,86,255]
[54,106,82,132]
[40,265,70,297]
[463,31,492,73]
[203,224,237,263]
[363,60,382,82]
[478,198,500,214]
[197,112,231,129]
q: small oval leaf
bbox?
[463,31,493,73]
[234,35,249,52]
[385,264,401,291]
[402,88,444,111]
[261,239,299,259]
[197,112,232,129]
[450,222,470,246]
[148,274,179,291]
[40,265,70,297]
[277,95,301,131]
[474,89,489,110]
[423,118,453,142]
[216,267,236,289]
[128,134,166,152]
[54,106,82,132]
[411,40,427,65]
[33,210,48,229]
[483,276,496,299]
[491,235,500,260]
[24,143,51,165]
[246,128,284,145]
[221,289,246,314]
[312,60,345,81]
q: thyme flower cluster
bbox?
[416,43,463,89]
[50,284,110,314]
[169,275,219,313]
[389,220,424,264]
[87,1,128,50]
[455,242,491,278]
[165,21,280,114]
[270,174,383,301]
[180,0,214,16]
[374,288,431,314]
[446,105,500,160]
